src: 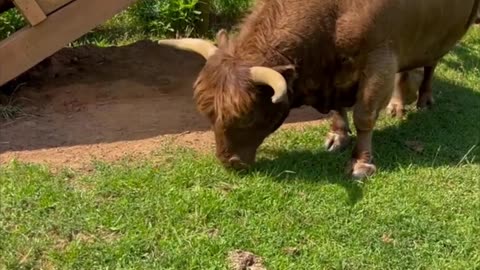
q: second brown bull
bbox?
[160,0,479,179]
[387,68,426,117]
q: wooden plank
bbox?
[36,0,74,15]
[0,0,138,86]
[1,0,74,17]
[13,0,47,26]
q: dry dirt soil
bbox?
[0,40,326,170]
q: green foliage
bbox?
[71,0,253,46]
[73,0,206,46]
[127,0,202,37]
[0,0,252,45]
[212,0,251,19]
[0,9,26,39]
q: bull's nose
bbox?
[226,156,249,170]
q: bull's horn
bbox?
[250,66,288,103]
[157,38,217,59]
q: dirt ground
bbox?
[0,40,326,170]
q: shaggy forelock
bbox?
[193,0,292,126]
[193,57,257,125]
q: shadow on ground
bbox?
[0,41,322,154]
[250,75,479,205]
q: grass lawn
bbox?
[1,28,479,270]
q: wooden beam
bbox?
[1,0,76,17]
[36,0,74,15]
[0,0,138,86]
[13,0,47,26]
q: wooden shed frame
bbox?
[0,0,138,87]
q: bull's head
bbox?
[158,30,295,170]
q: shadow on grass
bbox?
[251,147,365,205]
[242,33,480,204]
[374,78,479,170]
[246,76,479,205]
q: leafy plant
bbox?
[128,0,202,37]
[0,9,26,39]
[212,0,251,19]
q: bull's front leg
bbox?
[348,48,397,179]
[324,108,351,152]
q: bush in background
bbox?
[121,0,253,38]
[0,8,25,40]
[212,0,251,21]
[0,0,252,45]
[123,0,252,37]
[127,0,202,37]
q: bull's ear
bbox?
[272,64,297,86]
[216,29,229,49]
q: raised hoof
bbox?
[347,160,377,180]
[324,132,351,152]
[386,102,405,118]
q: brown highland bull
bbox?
[159,0,480,179]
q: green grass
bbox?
[1,27,480,270]
[0,104,21,120]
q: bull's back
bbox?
[388,0,476,69]
[339,0,477,70]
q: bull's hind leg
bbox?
[324,108,351,152]
[348,47,397,179]
[417,64,437,109]
[387,68,425,118]
[386,71,410,118]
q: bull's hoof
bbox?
[347,160,377,180]
[324,131,351,152]
[416,95,434,110]
[386,102,405,118]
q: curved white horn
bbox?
[157,38,218,59]
[250,66,288,103]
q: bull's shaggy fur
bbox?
[185,0,479,178]
[194,0,337,124]
[193,51,256,125]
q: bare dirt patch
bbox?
[0,40,326,169]
[228,250,266,270]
